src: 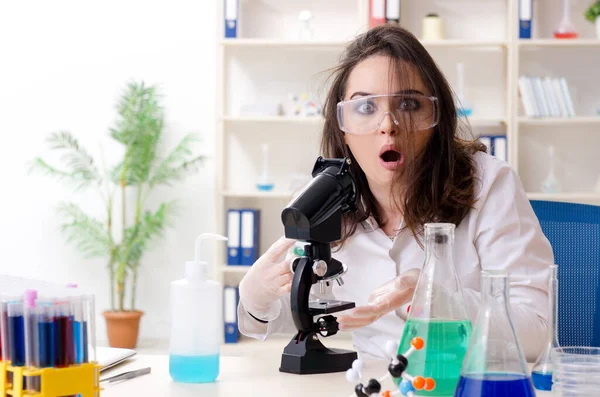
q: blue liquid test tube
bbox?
[37,299,55,369]
[73,295,84,364]
[7,299,25,367]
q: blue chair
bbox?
[530,200,600,347]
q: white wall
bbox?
[0,0,217,344]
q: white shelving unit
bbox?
[214,0,600,286]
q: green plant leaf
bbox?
[585,1,600,22]
[110,81,164,186]
[148,134,204,187]
[30,131,102,191]
[57,202,110,258]
[122,201,179,265]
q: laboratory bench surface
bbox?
[100,336,559,397]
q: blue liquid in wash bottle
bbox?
[169,233,228,383]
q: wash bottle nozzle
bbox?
[187,233,228,280]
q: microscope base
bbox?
[279,332,358,375]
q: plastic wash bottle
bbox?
[169,233,228,383]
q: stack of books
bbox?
[518,76,575,118]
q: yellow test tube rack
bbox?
[0,360,102,397]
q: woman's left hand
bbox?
[336,268,420,330]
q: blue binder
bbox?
[226,209,241,265]
[480,135,508,163]
[519,0,532,39]
[224,286,239,343]
[224,0,238,38]
[240,209,260,266]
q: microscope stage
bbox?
[309,299,355,315]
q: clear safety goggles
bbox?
[336,93,439,135]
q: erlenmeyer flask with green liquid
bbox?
[395,223,472,396]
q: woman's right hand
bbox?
[238,236,296,322]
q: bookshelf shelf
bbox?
[421,39,507,48]
[222,116,324,124]
[463,116,507,127]
[519,117,600,126]
[221,39,507,49]
[527,192,600,202]
[220,39,349,49]
[519,39,600,48]
[221,190,294,199]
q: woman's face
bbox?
[342,55,434,193]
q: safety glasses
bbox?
[336,93,439,135]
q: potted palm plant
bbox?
[31,81,204,348]
[585,1,600,39]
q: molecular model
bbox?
[345,337,436,397]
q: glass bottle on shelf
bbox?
[455,62,472,118]
[554,0,578,39]
[256,143,274,192]
[395,223,472,396]
[531,265,559,391]
[454,271,536,397]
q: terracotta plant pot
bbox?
[103,310,144,349]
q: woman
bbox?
[236,24,554,362]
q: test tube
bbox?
[70,292,84,364]
[7,298,25,367]
[53,297,72,368]
[37,297,55,369]
[0,300,8,363]
[23,289,39,392]
[81,294,96,363]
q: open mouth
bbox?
[380,149,402,163]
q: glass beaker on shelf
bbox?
[395,223,473,396]
[531,264,559,391]
[454,271,535,397]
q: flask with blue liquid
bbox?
[169,233,228,383]
[454,271,536,397]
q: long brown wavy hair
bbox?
[320,24,486,248]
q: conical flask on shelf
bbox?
[395,223,472,396]
[454,271,536,397]
[531,265,559,391]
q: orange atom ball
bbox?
[382,391,391,397]
[413,376,426,390]
[425,378,436,391]
[411,337,424,350]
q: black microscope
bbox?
[279,156,359,375]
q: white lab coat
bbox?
[237,152,554,362]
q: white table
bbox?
[99,350,559,396]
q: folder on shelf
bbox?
[492,137,507,162]
[224,286,239,344]
[519,0,532,39]
[386,0,400,24]
[226,209,241,265]
[224,0,238,38]
[240,209,260,266]
[479,135,507,163]
[369,0,386,28]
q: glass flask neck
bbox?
[424,223,454,267]
[409,223,470,321]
